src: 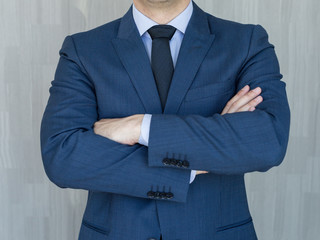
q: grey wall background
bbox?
[0,0,319,239]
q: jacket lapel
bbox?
[112,2,215,115]
[112,6,163,114]
[163,2,215,114]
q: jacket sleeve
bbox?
[147,24,291,175]
[40,35,191,203]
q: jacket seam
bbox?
[69,35,95,87]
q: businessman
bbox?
[40,0,290,239]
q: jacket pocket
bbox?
[78,219,110,240]
[184,82,234,102]
[82,220,109,235]
[216,217,252,232]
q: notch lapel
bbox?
[112,6,163,114]
[163,2,216,114]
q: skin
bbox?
[94,85,263,175]
[132,0,191,24]
[94,1,264,175]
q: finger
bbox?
[237,96,263,112]
[221,85,250,115]
[228,85,250,104]
[227,87,261,113]
[196,171,209,175]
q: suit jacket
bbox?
[40,1,290,240]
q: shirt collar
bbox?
[132,0,193,36]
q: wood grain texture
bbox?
[0,0,319,239]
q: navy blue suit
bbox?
[40,2,290,240]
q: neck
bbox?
[133,0,190,24]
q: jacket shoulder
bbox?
[205,12,274,47]
[207,13,256,34]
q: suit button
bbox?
[176,160,183,167]
[147,191,155,198]
[169,158,177,165]
[166,192,174,199]
[154,191,161,199]
[148,238,157,240]
[162,158,170,165]
[160,192,167,199]
[182,160,189,168]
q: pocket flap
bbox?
[185,82,233,102]
[78,220,109,240]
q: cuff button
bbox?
[154,191,161,199]
[166,192,174,199]
[162,158,170,165]
[160,192,167,199]
[182,160,190,168]
[147,191,155,198]
[170,158,177,165]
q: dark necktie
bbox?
[147,25,176,111]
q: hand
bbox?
[196,170,208,175]
[196,85,263,175]
[93,114,144,145]
[221,85,263,115]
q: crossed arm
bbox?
[40,25,290,203]
[93,84,264,177]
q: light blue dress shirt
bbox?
[133,1,197,184]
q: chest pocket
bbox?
[180,81,235,116]
[184,81,234,102]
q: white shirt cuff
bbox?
[139,114,196,184]
[189,170,196,184]
[138,114,152,146]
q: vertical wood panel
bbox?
[0,0,318,239]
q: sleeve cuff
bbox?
[189,170,196,184]
[138,114,152,146]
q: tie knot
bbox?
[147,25,176,40]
